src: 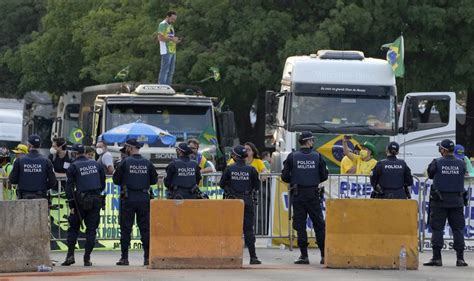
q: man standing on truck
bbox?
[424,139,468,267]
[157,10,181,85]
[342,136,377,175]
[370,141,413,199]
[281,131,328,265]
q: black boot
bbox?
[116,258,130,266]
[250,257,262,265]
[84,256,92,267]
[61,255,75,266]
[320,256,325,265]
[456,251,468,267]
[294,255,310,264]
[423,259,442,266]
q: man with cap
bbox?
[113,138,158,266]
[424,139,468,267]
[164,142,202,199]
[370,141,413,199]
[219,145,262,265]
[62,144,106,267]
[12,143,28,160]
[9,134,57,199]
[454,144,474,176]
[281,131,329,265]
[342,136,378,175]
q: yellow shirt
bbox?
[227,158,267,173]
[340,156,354,174]
[352,154,377,175]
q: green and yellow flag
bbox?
[382,35,404,77]
[114,65,130,81]
[69,128,84,144]
[199,125,222,157]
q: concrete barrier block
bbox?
[149,199,244,269]
[325,199,419,269]
[0,199,51,273]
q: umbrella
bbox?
[101,121,176,146]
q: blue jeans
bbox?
[158,53,176,85]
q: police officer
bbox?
[9,134,57,199]
[164,143,202,199]
[370,141,413,199]
[424,139,468,267]
[219,145,262,265]
[113,138,158,266]
[281,131,328,265]
[62,144,106,266]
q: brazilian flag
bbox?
[199,125,222,157]
[381,35,405,77]
[69,128,84,144]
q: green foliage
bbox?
[0,0,473,144]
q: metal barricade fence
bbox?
[4,173,471,252]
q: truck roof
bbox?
[283,52,395,87]
[0,98,24,110]
[97,93,213,106]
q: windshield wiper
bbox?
[292,123,331,133]
[337,125,382,136]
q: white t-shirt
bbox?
[99,151,114,169]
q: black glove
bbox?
[68,199,75,209]
[463,191,469,206]
[404,186,411,199]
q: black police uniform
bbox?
[164,156,202,199]
[370,156,413,199]
[427,155,466,264]
[219,158,260,262]
[281,147,329,263]
[9,149,57,199]
[64,155,106,264]
[113,153,158,264]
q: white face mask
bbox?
[96,148,104,155]
[50,147,57,155]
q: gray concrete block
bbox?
[0,199,51,273]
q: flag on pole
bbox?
[199,125,223,157]
[209,67,221,81]
[114,65,130,81]
[69,128,84,144]
[381,35,405,77]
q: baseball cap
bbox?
[27,134,41,147]
[124,138,143,149]
[232,145,247,159]
[362,141,377,156]
[453,144,465,160]
[298,131,314,142]
[437,139,455,151]
[387,141,399,153]
[71,144,85,154]
[176,143,192,155]
[12,144,28,154]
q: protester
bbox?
[157,10,181,85]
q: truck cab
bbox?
[265,50,457,175]
[80,83,235,169]
[51,91,82,143]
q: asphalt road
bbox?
[1,248,473,281]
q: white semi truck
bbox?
[265,50,458,175]
[0,98,24,149]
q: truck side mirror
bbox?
[265,90,279,126]
[216,111,235,147]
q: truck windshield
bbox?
[106,104,214,141]
[290,93,396,135]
